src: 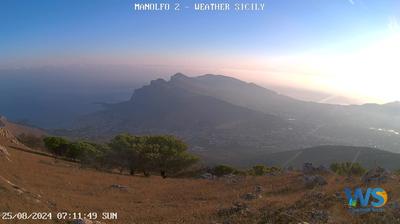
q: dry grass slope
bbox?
[1,144,400,223]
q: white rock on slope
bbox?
[0,145,11,161]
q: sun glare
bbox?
[269,29,400,104]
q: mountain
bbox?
[67,73,400,165]
[71,76,330,165]
[166,73,341,124]
[165,74,400,153]
[260,145,400,170]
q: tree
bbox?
[67,141,99,164]
[108,134,141,175]
[107,134,198,178]
[137,135,198,178]
[43,136,69,157]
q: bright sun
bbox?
[270,30,400,104]
[323,32,400,102]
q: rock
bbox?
[110,184,128,190]
[200,172,215,180]
[254,185,264,194]
[221,174,241,184]
[302,163,317,174]
[0,145,10,161]
[317,165,330,173]
[222,174,236,179]
[362,166,389,184]
[303,175,327,188]
[302,163,329,175]
[241,193,261,201]
[0,128,20,145]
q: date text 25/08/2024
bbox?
[133,3,266,11]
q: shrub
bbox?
[212,165,236,177]
[248,165,281,176]
[251,164,268,176]
[43,136,69,157]
[330,162,366,176]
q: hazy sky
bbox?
[1,0,399,103]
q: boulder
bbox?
[302,163,330,175]
[200,172,215,180]
[303,175,327,188]
[302,163,318,174]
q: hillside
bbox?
[1,146,400,224]
[261,145,400,170]
[0,115,46,137]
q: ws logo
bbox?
[344,188,388,210]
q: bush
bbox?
[212,165,236,177]
[249,165,281,176]
[43,136,69,157]
[251,164,268,176]
[330,162,366,176]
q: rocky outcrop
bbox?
[362,166,390,184]
[302,163,330,175]
[303,175,327,188]
[0,145,11,161]
[0,128,20,145]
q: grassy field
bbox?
[1,145,400,224]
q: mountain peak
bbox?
[197,74,242,82]
[171,73,189,81]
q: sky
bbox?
[1,0,400,103]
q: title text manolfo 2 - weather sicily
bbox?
[133,2,265,11]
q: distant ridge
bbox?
[261,145,400,170]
